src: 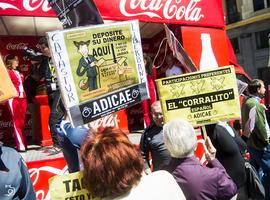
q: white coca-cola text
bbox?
[90,114,120,129]
[23,0,51,12]
[0,120,13,128]
[120,0,204,21]
[6,43,28,50]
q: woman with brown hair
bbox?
[80,127,185,200]
[5,54,27,152]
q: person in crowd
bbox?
[163,119,237,200]
[141,54,157,127]
[140,101,171,174]
[55,115,89,173]
[38,37,64,154]
[80,127,186,200]
[0,144,36,199]
[165,53,184,77]
[5,54,27,152]
[205,122,247,200]
[241,79,270,199]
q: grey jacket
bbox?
[0,146,36,200]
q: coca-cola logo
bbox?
[0,0,51,12]
[0,120,13,129]
[90,114,120,129]
[6,43,28,50]
[29,164,68,200]
[23,0,51,12]
[120,0,204,22]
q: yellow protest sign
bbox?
[49,171,100,200]
[0,56,17,103]
[47,20,149,126]
[156,66,241,126]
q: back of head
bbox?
[38,36,48,47]
[80,127,143,198]
[248,79,263,95]
[163,119,197,158]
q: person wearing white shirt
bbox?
[80,127,186,200]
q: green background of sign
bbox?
[63,23,139,103]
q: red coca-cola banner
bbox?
[0,0,55,17]
[0,36,41,76]
[0,0,225,28]
[27,157,67,200]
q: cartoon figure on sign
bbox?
[74,40,99,91]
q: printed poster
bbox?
[0,56,17,103]
[47,20,149,126]
[156,66,241,126]
[49,171,100,200]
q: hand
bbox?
[203,136,216,162]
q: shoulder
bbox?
[245,97,258,106]
[0,146,21,161]
[78,57,85,63]
[135,171,185,199]
[1,146,19,155]
[8,69,15,76]
[142,123,156,135]
[148,170,176,181]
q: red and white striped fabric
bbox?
[6,69,27,151]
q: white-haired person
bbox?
[163,119,237,200]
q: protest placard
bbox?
[47,20,149,126]
[156,66,241,126]
[0,56,17,103]
[49,171,100,200]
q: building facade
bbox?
[223,0,270,79]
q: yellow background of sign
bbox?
[49,171,100,200]
[64,23,139,102]
[156,66,241,126]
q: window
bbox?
[253,0,265,11]
[255,29,270,49]
[230,37,240,54]
[226,0,240,23]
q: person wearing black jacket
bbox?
[139,101,171,174]
[205,122,247,200]
[38,37,64,154]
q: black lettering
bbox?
[81,177,86,189]
[194,111,211,118]
[72,179,81,192]
[63,180,71,193]
[166,89,234,110]
[54,42,62,53]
